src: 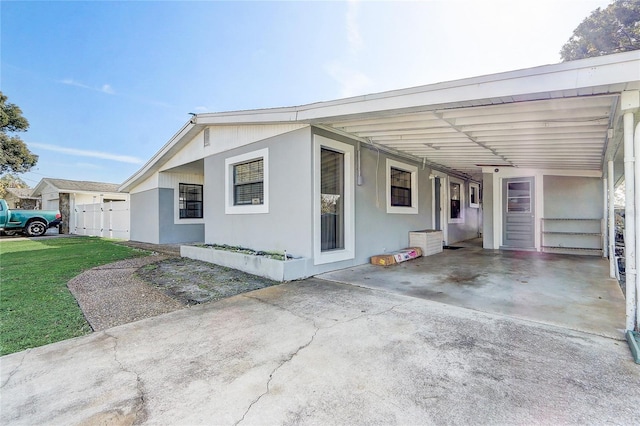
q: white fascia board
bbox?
[295,52,640,121]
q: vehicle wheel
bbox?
[25,221,47,237]
[2,230,17,236]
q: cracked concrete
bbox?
[2,278,639,425]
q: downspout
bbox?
[608,160,615,278]
[623,112,637,332]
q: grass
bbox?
[0,236,148,356]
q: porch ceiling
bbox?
[322,94,618,177]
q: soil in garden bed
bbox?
[136,257,279,305]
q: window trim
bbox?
[225,148,269,214]
[448,177,464,224]
[178,183,204,219]
[386,159,418,214]
[313,135,355,265]
[469,182,480,208]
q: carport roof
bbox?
[121,51,640,190]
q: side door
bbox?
[502,177,535,249]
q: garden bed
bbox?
[181,244,311,282]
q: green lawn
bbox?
[0,237,148,356]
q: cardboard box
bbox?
[371,247,422,266]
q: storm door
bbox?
[502,177,535,248]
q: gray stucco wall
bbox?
[205,127,314,257]
[130,189,160,244]
[352,141,434,261]
[482,173,494,249]
[158,188,204,244]
[543,176,603,218]
[201,125,486,276]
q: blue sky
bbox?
[2,0,610,187]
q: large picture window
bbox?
[225,148,269,214]
[179,183,203,219]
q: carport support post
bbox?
[608,160,615,278]
[623,110,637,332]
[635,120,640,331]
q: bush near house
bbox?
[0,237,147,356]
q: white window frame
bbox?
[448,177,465,224]
[469,182,480,208]
[225,148,269,214]
[386,159,418,214]
[313,135,355,265]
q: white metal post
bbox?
[608,160,616,278]
[623,112,637,332]
[635,121,640,331]
[603,176,608,258]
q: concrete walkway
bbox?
[1,279,638,425]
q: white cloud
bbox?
[101,84,114,94]
[60,78,115,95]
[325,61,373,98]
[29,143,144,164]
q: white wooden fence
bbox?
[73,201,130,240]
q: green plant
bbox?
[0,237,148,355]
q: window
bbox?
[314,135,354,265]
[450,182,461,219]
[448,178,464,224]
[507,181,531,213]
[234,159,264,206]
[179,184,203,219]
[225,148,269,214]
[321,148,345,251]
[390,168,411,207]
[470,183,480,208]
[386,159,418,214]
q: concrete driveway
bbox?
[1,278,638,425]
[319,241,626,339]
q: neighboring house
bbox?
[31,178,129,234]
[120,51,640,280]
[4,187,40,210]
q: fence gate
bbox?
[73,201,130,240]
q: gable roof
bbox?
[5,187,37,199]
[121,51,640,191]
[32,178,123,196]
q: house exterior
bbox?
[121,51,640,322]
[31,178,129,234]
[3,187,40,210]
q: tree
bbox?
[0,91,38,174]
[0,173,28,199]
[561,0,640,61]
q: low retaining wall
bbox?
[180,245,311,282]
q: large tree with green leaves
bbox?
[0,92,38,174]
[561,0,640,61]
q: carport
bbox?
[305,51,639,335]
[318,239,625,339]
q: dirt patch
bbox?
[136,257,279,305]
